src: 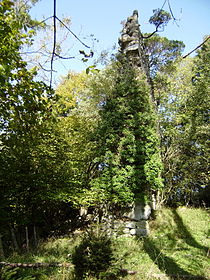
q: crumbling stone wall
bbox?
[104,202,152,237]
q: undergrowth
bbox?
[0,207,209,280]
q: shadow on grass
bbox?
[171,208,208,253]
[143,238,208,280]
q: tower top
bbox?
[133,10,138,17]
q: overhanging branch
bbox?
[183,36,210,59]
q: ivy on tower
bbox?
[92,10,163,206]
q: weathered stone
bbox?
[80,207,88,217]
[125,221,136,229]
[125,44,139,52]
[98,10,158,238]
[135,220,147,228]
[143,205,152,220]
[124,202,151,221]
[130,228,136,235]
[123,234,131,238]
[120,34,132,43]
[135,228,148,236]
[123,228,130,234]
[119,9,152,99]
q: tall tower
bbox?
[119,10,154,103]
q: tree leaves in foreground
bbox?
[0,0,63,246]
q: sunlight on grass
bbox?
[2,207,209,280]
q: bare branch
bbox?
[160,0,167,11]
[47,0,90,86]
[167,0,179,27]
[0,262,72,268]
[56,16,90,49]
[38,63,56,73]
[20,50,49,57]
[183,36,210,59]
[54,53,75,59]
[142,25,161,39]
[50,0,57,87]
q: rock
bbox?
[144,205,152,220]
[125,43,139,52]
[124,202,151,221]
[123,228,130,234]
[130,228,136,235]
[125,221,136,229]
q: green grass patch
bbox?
[1,207,209,279]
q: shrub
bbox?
[71,226,115,279]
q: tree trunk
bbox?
[10,226,19,252]
[0,234,4,259]
[33,224,38,248]
[25,226,29,252]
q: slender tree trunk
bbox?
[10,226,19,252]
[0,233,4,259]
[33,224,37,248]
[25,226,29,252]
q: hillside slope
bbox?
[1,207,209,279]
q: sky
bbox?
[30,0,210,83]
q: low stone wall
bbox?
[80,199,155,237]
[105,219,150,237]
[102,202,152,237]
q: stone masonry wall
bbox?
[103,202,153,237]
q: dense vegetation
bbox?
[0,1,209,279]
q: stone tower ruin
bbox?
[119,10,155,104]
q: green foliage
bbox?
[144,34,185,76]
[0,1,209,269]
[157,58,195,205]
[52,72,100,206]
[0,267,19,280]
[158,38,210,206]
[0,267,36,280]
[178,38,210,205]
[149,9,171,29]
[12,0,40,32]
[0,0,62,241]
[71,226,115,279]
[51,66,127,208]
[90,58,163,206]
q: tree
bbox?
[143,34,185,77]
[158,38,210,206]
[149,9,171,31]
[178,38,210,205]
[53,72,100,205]
[52,65,125,209]
[157,58,194,205]
[0,0,58,248]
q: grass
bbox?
[1,207,209,280]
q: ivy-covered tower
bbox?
[92,11,163,235]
